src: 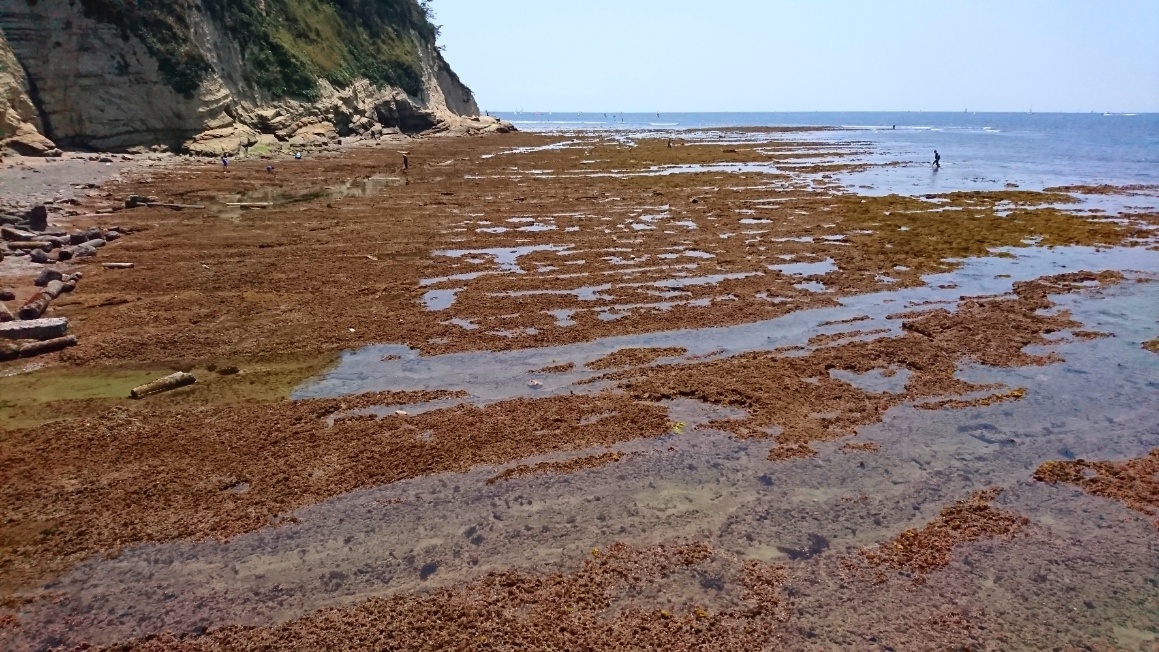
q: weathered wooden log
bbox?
[7,241,53,251]
[18,280,70,320]
[16,335,77,358]
[125,195,204,210]
[102,262,135,269]
[1,226,37,241]
[131,372,196,399]
[0,317,69,340]
[124,195,158,208]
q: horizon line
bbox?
[488,110,1158,115]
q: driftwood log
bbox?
[131,372,196,399]
[102,262,135,269]
[0,317,69,340]
[18,279,74,320]
[0,335,77,361]
[8,241,53,251]
[1,226,37,241]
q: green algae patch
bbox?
[0,353,338,430]
[937,190,1078,206]
[575,138,858,173]
[834,193,1128,274]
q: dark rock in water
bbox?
[777,533,831,561]
[699,576,725,591]
[26,205,48,231]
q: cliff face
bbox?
[0,27,57,156]
[0,0,489,155]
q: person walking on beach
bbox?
[933,150,941,169]
[221,155,229,172]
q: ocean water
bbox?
[497,112,1159,193]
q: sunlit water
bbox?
[13,244,1159,649]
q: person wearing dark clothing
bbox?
[933,150,941,168]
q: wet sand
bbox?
[2,128,1159,650]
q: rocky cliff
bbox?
[0,0,496,155]
[0,27,57,156]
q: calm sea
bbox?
[496,112,1159,194]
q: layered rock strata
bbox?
[0,0,499,155]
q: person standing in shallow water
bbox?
[933,150,941,169]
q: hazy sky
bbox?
[431,0,1159,113]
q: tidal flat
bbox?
[2,128,1159,650]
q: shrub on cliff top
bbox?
[75,0,435,100]
[77,0,213,98]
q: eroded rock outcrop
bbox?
[0,28,58,156]
[0,0,499,155]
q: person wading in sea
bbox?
[933,150,941,169]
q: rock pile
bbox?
[0,206,124,264]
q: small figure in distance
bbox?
[892,125,896,130]
[266,165,274,174]
[294,151,302,160]
[402,153,409,171]
[933,150,941,169]
[220,155,228,172]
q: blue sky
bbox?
[430,0,1159,113]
